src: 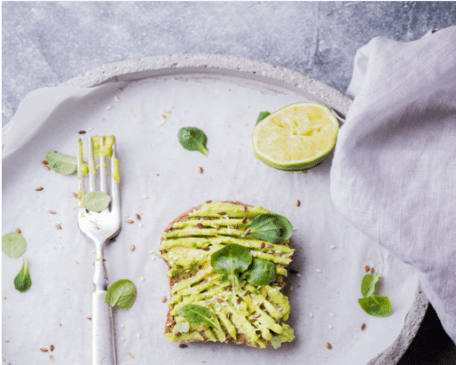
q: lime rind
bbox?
[252,102,339,171]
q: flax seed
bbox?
[49,355,55,360]
[175,331,181,337]
[369,267,374,274]
[363,265,369,272]
[244,228,251,235]
[296,200,301,207]
[126,220,134,224]
[361,323,366,330]
[326,343,332,350]
[249,318,257,323]
[179,344,187,348]
[243,291,249,297]
[202,247,210,251]
[215,226,221,231]
[56,224,62,230]
[195,223,204,228]
[236,298,241,305]
[130,245,135,251]
[252,314,261,319]
[44,165,51,171]
[260,242,265,249]
[226,312,231,319]
[78,130,86,134]
[129,353,135,358]
[243,205,247,212]
[50,345,54,351]
[205,200,212,204]
[162,296,167,303]
[302,170,306,174]
[135,214,141,220]
[266,244,274,248]
[87,317,92,320]
[72,192,78,198]
[199,167,203,174]
[36,187,44,191]
[40,348,48,352]
[41,160,49,165]
[215,298,223,303]
[49,210,57,214]
[235,223,238,229]
[186,234,194,237]
[217,212,226,215]
[242,217,247,224]
[15,228,21,234]
[197,265,202,270]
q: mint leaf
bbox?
[246,214,293,243]
[256,111,271,125]
[46,151,78,175]
[178,127,209,156]
[2,232,27,258]
[358,296,392,318]
[105,279,137,310]
[81,191,111,213]
[177,304,221,332]
[361,273,382,298]
[211,244,252,285]
[14,258,32,293]
[241,258,276,286]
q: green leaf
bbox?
[174,321,190,333]
[241,258,276,286]
[211,244,252,285]
[46,151,78,175]
[246,214,293,243]
[271,336,282,349]
[361,273,382,298]
[105,279,137,310]
[81,191,111,213]
[14,258,32,293]
[177,304,221,332]
[2,232,27,258]
[178,127,209,156]
[256,111,271,125]
[358,295,392,318]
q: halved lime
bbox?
[252,102,339,171]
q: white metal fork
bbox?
[77,136,121,365]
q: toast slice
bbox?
[158,201,295,349]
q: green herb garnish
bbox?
[177,304,221,332]
[211,244,252,285]
[78,191,111,213]
[246,214,293,243]
[271,336,282,349]
[241,258,276,286]
[256,111,271,125]
[358,273,391,317]
[105,279,137,310]
[174,321,190,334]
[2,232,27,258]
[178,127,209,156]
[14,258,32,293]
[46,151,88,176]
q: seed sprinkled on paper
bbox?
[361,323,366,330]
[309,312,314,318]
[316,269,322,273]
[330,245,336,249]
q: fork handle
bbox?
[93,291,116,365]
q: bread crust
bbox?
[159,201,292,348]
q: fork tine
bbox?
[110,140,120,213]
[99,137,108,193]
[88,136,96,192]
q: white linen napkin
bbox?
[330,25,456,343]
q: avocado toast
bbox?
[158,201,295,348]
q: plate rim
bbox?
[3,53,429,364]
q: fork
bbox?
[77,136,121,365]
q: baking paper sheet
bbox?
[2,75,419,365]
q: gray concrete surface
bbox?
[2,2,456,364]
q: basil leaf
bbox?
[271,336,282,349]
[82,191,111,213]
[177,304,221,332]
[358,295,392,318]
[2,232,27,258]
[14,258,32,293]
[105,279,137,310]
[241,258,276,286]
[361,273,382,298]
[46,151,78,175]
[256,111,271,125]
[174,321,190,333]
[246,214,293,243]
[211,244,252,285]
[178,127,209,156]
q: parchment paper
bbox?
[2,75,419,365]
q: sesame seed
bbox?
[120,337,125,342]
[137,334,141,338]
[141,277,145,281]
[149,250,155,254]
[328,324,333,329]
[138,222,143,228]
[106,106,112,110]
[309,313,314,318]
[316,269,322,273]
[120,323,125,328]
[297,274,301,277]
[330,245,336,249]
[87,127,94,131]
[246,243,250,247]
[114,96,120,102]
[143,195,149,199]
[330,313,335,317]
